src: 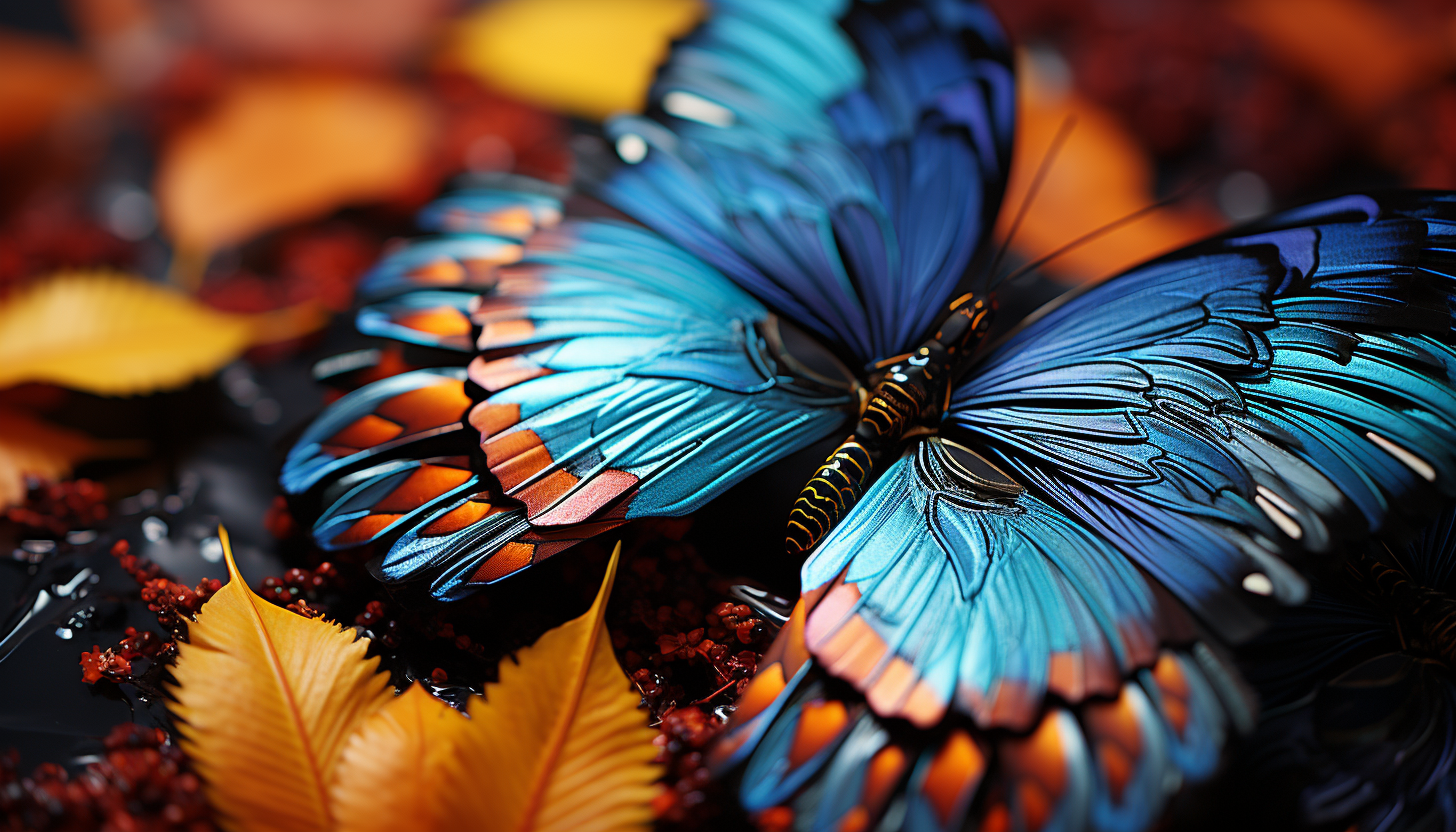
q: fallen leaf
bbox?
[441,545,660,832]
[1228,0,1452,118]
[996,51,1223,284]
[0,271,327,395]
[443,0,704,120]
[169,527,392,832]
[156,73,435,253]
[0,407,143,508]
[331,684,464,832]
[0,30,104,157]
[186,0,458,70]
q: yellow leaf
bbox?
[0,407,143,508]
[156,73,435,252]
[0,271,326,395]
[169,527,393,832]
[442,545,660,832]
[331,684,465,832]
[997,51,1222,284]
[444,0,704,120]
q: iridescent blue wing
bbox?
[286,211,858,599]
[947,193,1456,641]
[595,0,1014,366]
[1235,507,1456,832]
[710,439,1249,832]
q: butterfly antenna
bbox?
[993,177,1209,289]
[981,114,1077,292]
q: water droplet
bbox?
[142,516,168,542]
[1218,171,1272,222]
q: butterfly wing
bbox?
[712,439,1249,832]
[373,219,856,597]
[595,0,1015,365]
[286,210,858,598]
[947,193,1456,641]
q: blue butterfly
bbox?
[280,1,1456,829]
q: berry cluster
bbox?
[257,562,338,610]
[79,628,175,685]
[0,724,214,832]
[4,479,108,539]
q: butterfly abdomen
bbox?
[785,294,994,556]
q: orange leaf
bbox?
[996,51,1222,284]
[156,73,435,252]
[443,0,704,120]
[1228,0,1452,118]
[441,544,660,832]
[0,407,142,508]
[187,0,459,71]
[331,684,465,832]
[169,527,392,832]
[0,31,103,157]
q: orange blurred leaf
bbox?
[169,527,393,832]
[441,544,660,832]
[1228,0,1452,117]
[0,271,327,395]
[0,408,142,508]
[156,74,435,252]
[444,0,704,120]
[0,30,104,156]
[996,52,1222,284]
[187,0,458,71]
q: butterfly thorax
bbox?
[786,292,996,555]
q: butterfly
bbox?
[1232,506,1456,832]
[279,1,1456,830]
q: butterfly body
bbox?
[788,292,996,555]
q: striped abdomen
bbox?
[786,438,873,555]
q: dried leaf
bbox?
[0,407,142,508]
[441,545,659,832]
[156,74,435,252]
[996,51,1222,284]
[168,527,392,832]
[0,271,326,395]
[444,0,704,120]
[331,684,465,832]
